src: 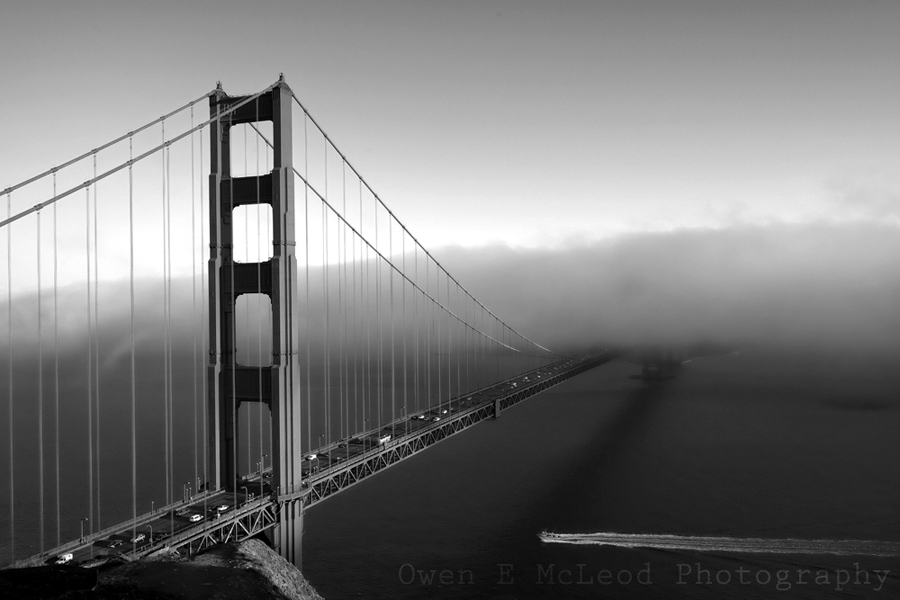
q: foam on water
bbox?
[540,532,900,557]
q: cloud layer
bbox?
[435,221,900,354]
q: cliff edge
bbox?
[1,540,324,600]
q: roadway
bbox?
[33,354,603,567]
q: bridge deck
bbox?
[17,354,611,567]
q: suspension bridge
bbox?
[0,77,610,570]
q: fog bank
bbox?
[434,222,900,354]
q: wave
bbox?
[539,532,900,557]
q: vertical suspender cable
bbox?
[92,155,100,532]
[200,117,209,501]
[168,125,177,509]
[413,241,418,414]
[364,199,371,435]
[53,181,60,548]
[316,143,331,450]
[243,126,250,478]
[425,255,429,410]
[256,98,264,490]
[402,231,406,425]
[338,163,344,443]
[304,113,311,459]
[6,192,14,562]
[191,105,199,501]
[390,217,395,425]
[352,185,358,436]
[37,192,44,552]
[234,119,241,505]
[358,180,364,435]
[446,272,450,408]
[161,121,171,510]
[456,285,460,400]
[243,124,250,475]
[342,166,348,442]
[128,136,137,540]
[264,117,271,473]
[436,267,441,411]
[166,134,175,504]
[375,204,381,431]
[84,187,92,548]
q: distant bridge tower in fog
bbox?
[0,77,609,569]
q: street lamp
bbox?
[80,517,89,542]
[241,485,250,504]
[151,500,154,514]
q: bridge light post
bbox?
[80,517,89,542]
[151,500,154,514]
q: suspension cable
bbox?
[52,183,60,548]
[128,135,137,541]
[84,186,93,549]
[247,124,539,358]
[190,104,199,508]
[6,191,14,562]
[91,153,100,533]
[162,118,172,516]
[289,92,559,357]
[256,96,265,497]
[37,198,44,552]
[2,92,214,197]
[1,86,277,231]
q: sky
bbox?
[2,0,900,350]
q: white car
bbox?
[189,513,203,523]
[55,553,74,564]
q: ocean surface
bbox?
[300,346,899,599]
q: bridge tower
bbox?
[208,79,304,564]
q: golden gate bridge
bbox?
[0,77,609,569]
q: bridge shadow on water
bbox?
[527,372,676,532]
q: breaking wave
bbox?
[539,532,900,557]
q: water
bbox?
[301,346,900,598]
